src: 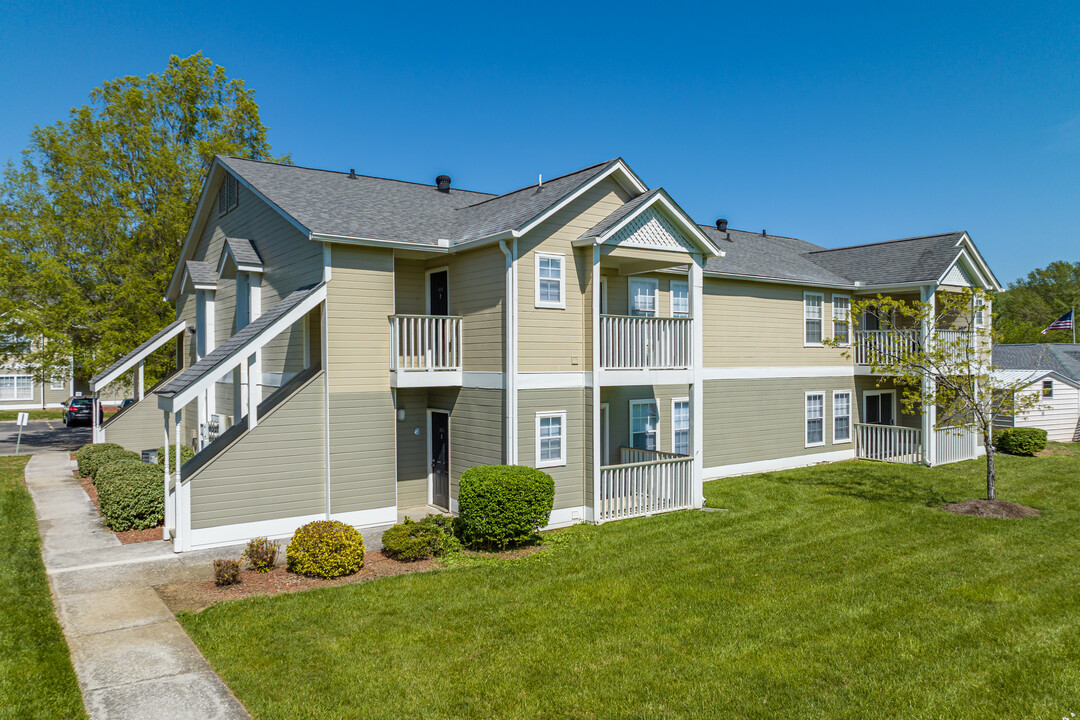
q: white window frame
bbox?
[671,397,690,455]
[831,294,851,346]
[534,252,565,309]
[805,391,826,448]
[629,277,659,317]
[629,399,659,451]
[862,390,896,426]
[1042,380,1054,399]
[50,375,67,391]
[832,390,852,444]
[974,295,986,328]
[535,411,567,468]
[804,291,825,347]
[670,280,690,318]
[0,374,34,401]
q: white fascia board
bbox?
[514,160,648,239]
[953,233,1003,291]
[158,284,326,411]
[937,245,999,293]
[91,321,188,391]
[310,232,449,253]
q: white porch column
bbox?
[250,275,262,403]
[173,408,184,552]
[247,354,259,429]
[590,244,601,523]
[136,362,145,401]
[690,256,705,506]
[91,392,101,444]
[920,284,937,466]
[163,412,173,539]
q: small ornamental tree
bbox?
[828,288,1043,501]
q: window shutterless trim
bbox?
[832,390,852,444]
[671,396,689,454]
[803,291,825,347]
[805,390,826,448]
[0,375,34,402]
[534,252,566,309]
[670,280,690,318]
[629,398,659,450]
[629,277,659,317]
[831,294,851,347]
[535,410,567,468]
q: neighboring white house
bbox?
[992,369,1080,443]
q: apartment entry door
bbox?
[429,410,450,510]
[428,270,449,316]
[864,391,895,426]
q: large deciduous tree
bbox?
[0,53,286,390]
[995,261,1080,343]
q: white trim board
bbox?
[702,366,854,380]
[185,505,397,552]
[544,505,587,530]
[704,449,856,480]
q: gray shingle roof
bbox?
[156,284,323,398]
[91,319,186,387]
[224,237,263,268]
[805,232,966,286]
[700,227,853,285]
[992,344,1080,383]
[185,260,218,287]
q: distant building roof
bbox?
[993,344,1080,383]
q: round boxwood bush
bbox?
[96,459,165,531]
[994,427,1048,456]
[456,465,554,550]
[157,444,195,467]
[286,520,365,579]
[381,515,454,561]
[76,443,124,478]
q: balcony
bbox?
[853,328,972,369]
[598,447,693,522]
[599,315,691,371]
[389,315,462,388]
[854,423,979,466]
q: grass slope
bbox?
[181,447,1080,720]
[0,456,86,720]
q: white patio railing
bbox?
[600,315,692,370]
[599,453,693,521]
[934,425,979,465]
[854,423,923,464]
[618,446,686,464]
[854,329,973,366]
[389,315,462,372]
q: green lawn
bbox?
[180,447,1080,720]
[0,456,86,720]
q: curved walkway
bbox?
[25,452,251,720]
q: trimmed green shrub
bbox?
[86,448,141,482]
[213,558,241,586]
[286,520,365,579]
[157,444,195,468]
[96,460,165,531]
[243,537,279,572]
[995,427,1048,456]
[456,465,554,550]
[75,443,124,478]
[381,515,454,561]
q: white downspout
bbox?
[591,245,601,523]
[690,256,705,506]
[920,284,937,466]
[499,239,517,465]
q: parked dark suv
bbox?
[62,397,103,427]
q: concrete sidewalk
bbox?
[25,452,252,720]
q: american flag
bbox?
[1041,309,1074,334]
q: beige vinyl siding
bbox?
[517,388,585,510]
[702,377,857,468]
[702,279,853,367]
[601,385,690,464]
[427,387,504,500]
[1012,382,1080,442]
[188,370,327,529]
[103,398,171,455]
[395,388,430,508]
[325,244,396,513]
[602,270,688,318]
[517,178,632,373]
[394,259,428,316]
[444,246,505,372]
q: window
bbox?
[1042,380,1054,398]
[974,296,986,328]
[535,411,566,467]
[1,334,31,356]
[670,280,690,318]
[535,253,565,309]
[833,391,851,443]
[805,392,825,447]
[630,400,659,450]
[50,376,66,391]
[218,174,239,215]
[832,295,850,345]
[0,375,33,401]
[804,292,824,346]
[672,398,690,455]
[629,278,658,317]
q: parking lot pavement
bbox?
[0,419,90,456]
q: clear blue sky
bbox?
[3,0,1078,285]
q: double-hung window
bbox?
[804,292,824,346]
[833,391,851,443]
[832,295,850,345]
[630,400,659,451]
[670,280,690,318]
[50,376,66,391]
[974,296,986,328]
[535,411,566,467]
[1042,380,1054,398]
[0,375,33,401]
[805,392,825,447]
[629,278,658,317]
[535,253,565,309]
[672,398,690,455]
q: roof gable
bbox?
[576,189,721,257]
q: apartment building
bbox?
[93,156,1001,551]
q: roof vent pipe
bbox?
[436,175,451,193]
[761,229,767,237]
[715,219,727,231]
[348,169,357,179]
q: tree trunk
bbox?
[985,434,996,501]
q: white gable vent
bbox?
[609,206,693,252]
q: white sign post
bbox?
[15,412,28,456]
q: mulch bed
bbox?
[74,473,163,544]
[942,499,1041,519]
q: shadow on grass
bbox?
[771,460,949,507]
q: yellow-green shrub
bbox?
[286,520,365,579]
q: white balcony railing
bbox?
[389,315,462,372]
[854,423,923,464]
[618,446,687,464]
[934,425,979,465]
[854,329,973,366]
[599,453,693,521]
[600,315,691,370]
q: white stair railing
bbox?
[389,315,462,372]
[600,315,692,370]
[599,456,693,521]
[854,423,923,464]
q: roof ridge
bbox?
[457,159,618,211]
[806,232,964,255]
[219,155,496,197]
[699,225,808,243]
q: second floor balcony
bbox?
[600,315,692,371]
[853,328,973,369]
[389,315,462,387]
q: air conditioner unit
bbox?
[206,414,232,442]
